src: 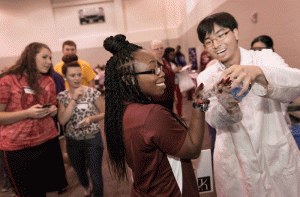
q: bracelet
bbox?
[192,100,209,112]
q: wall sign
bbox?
[194,149,214,194]
[79,7,105,25]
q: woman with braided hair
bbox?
[104,34,207,197]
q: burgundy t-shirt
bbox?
[123,103,199,197]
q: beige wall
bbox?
[0,0,185,69]
[0,0,58,57]
[0,0,299,70]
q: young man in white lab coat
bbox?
[196,12,300,197]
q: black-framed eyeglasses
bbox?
[203,30,231,48]
[134,66,162,76]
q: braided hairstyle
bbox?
[103,34,187,181]
[103,34,148,180]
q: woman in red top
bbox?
[149,40,176,111]
[103,34,208,197]
[0,42,68,197]
[199,50,212,73]
[163,47,183,117]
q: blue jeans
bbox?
[66,132,104,197]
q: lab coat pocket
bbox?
[264,133,297,176]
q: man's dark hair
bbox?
[197,12,238,44]
[62,40,77,50]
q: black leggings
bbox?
[3,137,68,197]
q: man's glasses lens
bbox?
[204,30,230,47]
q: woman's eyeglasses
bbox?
[134,66,162,76]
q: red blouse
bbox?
[0,74,58,151]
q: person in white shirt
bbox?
[251,35,292,129]
[196,12,300,197]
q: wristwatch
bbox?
[192,101,209,112]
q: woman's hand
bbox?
[72,86,84,100]
[215,77,232,96]
[193,83,210,112]
[215,77,242,121]
[174,66,182,73]
[194,83,210,103]
[26,104,49,119]
[47,105,57,117]
[222,65,268,96]
[78,117,91,129]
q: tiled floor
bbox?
[1,95,217,197]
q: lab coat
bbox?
[197,47,300,197]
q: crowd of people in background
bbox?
[163,47,183,117]
[1,11,300,197]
